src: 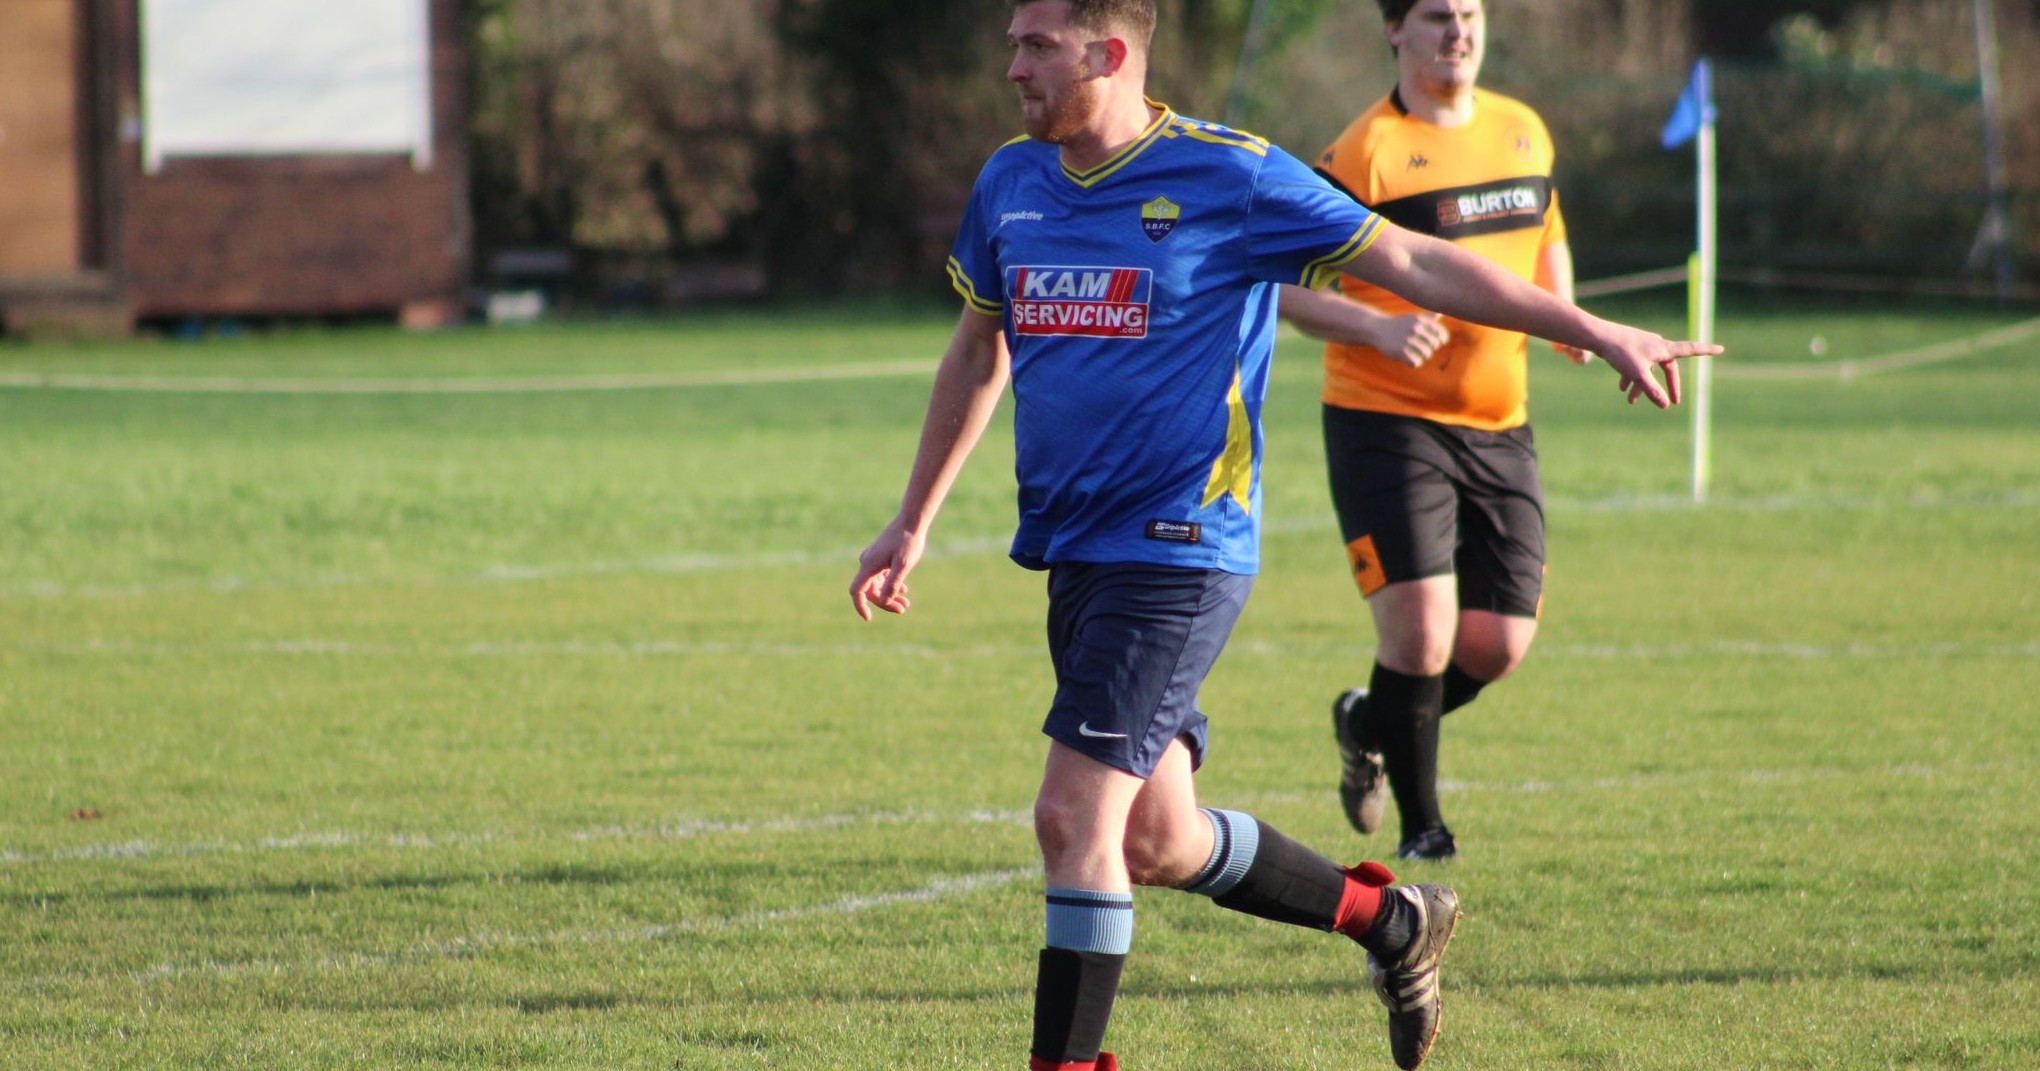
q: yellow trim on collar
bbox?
[1059,100,1175,188]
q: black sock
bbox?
[1441,662,1489,717]
[1031,948,1125,1064]
[1369,662,1447,839]
[1358,886,1418,960]
[1208,818,1347,930]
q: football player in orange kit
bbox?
[1282,0,1595,861]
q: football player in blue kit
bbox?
[849,2,1718,1068]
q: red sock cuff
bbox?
[1030,1054,1116,1071]
[1333,861,1397,940]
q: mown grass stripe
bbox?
[2,492,2030,603]
[0,359,938,395]
[11,758,2030,870]
[13,868,1037,988]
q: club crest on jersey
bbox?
[1005,266,1153,338]
[1140,196,1180,243]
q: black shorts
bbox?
[1322,405,1545,618]
[1042,562,1253,778]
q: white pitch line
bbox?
[2,318,2028,394]
[0,638,1022,660]
[1715,316,2040,381]
[1606,761,1967,793]
[98,866,1036,987]
[0,535,1019,603]
[20,757,2031,986]
[1532,640,2040,661]
[0,358,939,395]
[1237,757,2038,804]
[10,758,2031,871]
[0,809,1031,868]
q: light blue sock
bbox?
[1045,887,1134,953]
[1180,807,1260,898]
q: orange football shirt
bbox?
[1315,89,1567,431]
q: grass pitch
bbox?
[2,295,2037,1069]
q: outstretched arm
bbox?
[1346,226,1721,407]
[1278,283,1449,368]
[1535,241,1591,364]
[849,307,1011,620]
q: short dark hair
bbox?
[1010,0,1157,47]
[1378,1,1490,25]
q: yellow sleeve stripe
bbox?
[948,258,1003,315]
[1298,215,1385,290]
[1166,123,1270,156]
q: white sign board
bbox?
[141,0,432,172]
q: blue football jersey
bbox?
[947,103,1384,574]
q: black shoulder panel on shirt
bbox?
[1312,166,1370,208]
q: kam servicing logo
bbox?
[1004,266,1153,338]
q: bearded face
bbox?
[1022,67,1103,144]
[1008,2,1107,144]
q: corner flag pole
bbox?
[1691,86,1717,503]
[1663,59,1718,502]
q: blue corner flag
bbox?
[1661,59,1716,149]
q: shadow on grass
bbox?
[273,987,635,1015]
[1,864,636,906]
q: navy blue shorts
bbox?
[1041,561,1254,779]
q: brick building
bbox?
[0,0,470,336]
